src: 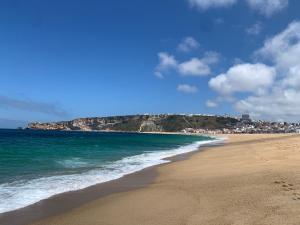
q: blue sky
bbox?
[0,0,300,127]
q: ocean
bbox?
[0,129,217,213]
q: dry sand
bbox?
[32,134,300,225]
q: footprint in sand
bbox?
[274,180,299,200]
[274,180,285,184]
[282,183,296,191]
[274,180,287,185]
[281,184,295,191]
[292,195,300,201]
[292,193,300,200]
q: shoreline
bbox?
[3,134,300,225]
[0,137,222,225]
[29,133,300,225]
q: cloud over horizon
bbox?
[209,21,300,122]
[0,95,69,118]
[235,21,300,121]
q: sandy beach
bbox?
[8,134,300,225]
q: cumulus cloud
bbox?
[206,100,218,108]
[177,84,198,94]
[154,52,178,78]
[282,67,300,89]
[177,37,200,52]
[255,21,300,70]
[188,0,237,10]
[255,21,300,91]
[154,49,219,78]
[209,63,276,95]
[209,21,300,121]
[238,21,300,121]
[246,0,288,17]
[235,88,300,122]
[246,22,263,35]
[0,95,69,117]
[178,58,211,76]
[178,51,220,76]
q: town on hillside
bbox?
[28,114,300,134]
[183,114,300,134]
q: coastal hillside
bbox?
[28,114,238,132]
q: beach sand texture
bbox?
[32,134,300,225]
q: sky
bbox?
[0,0,300,128]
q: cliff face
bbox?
[28,114,238,132]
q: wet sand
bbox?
[4,134,300,225]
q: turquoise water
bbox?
[0,129,216,213]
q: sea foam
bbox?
[0,138,223,213]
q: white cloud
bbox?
[178,51,220,76]
[235,88,300,122]
[209,63,276,95]
[154,52,178,78]
[177,37,200,52]
[246,22,263,35]
[188,0,237,10]
[177,84,198,94]
[255,21,300,90]
[157,52,177,69]
[255,21,300,70]
[187,0,288,16]
[246,0,288,16]
[178,58,211,76]
[238,21,300,121]
[154,49,220,78]
[206,100,218,107]
[209,21,300,121]
[282,66,300,89]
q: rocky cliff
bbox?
[28,114,238,132]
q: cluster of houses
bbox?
[182,114,300,134]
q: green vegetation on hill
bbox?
[28,114,239,132]
[160,115,237,132]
